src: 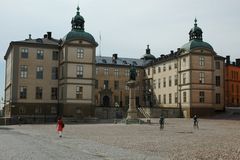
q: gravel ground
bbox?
[0,118,240,160]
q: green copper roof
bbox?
[141,45,156,60]
[63,30,97,45]
[181,19,213,51]
[181,39,213,51]
[62,6,97,46]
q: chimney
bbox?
[112,53,118,60]
[232,62,236,66]
[47,32,52,39]
[161,54,165,58]
[236,59,240,66]
[177,48,180,52]
[226,55,230,64]
[170,50,174,54]
[28,34,32,40]
[44,34,47,38]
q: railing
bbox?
[137,107,151,123]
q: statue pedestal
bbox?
[126,80,138,120]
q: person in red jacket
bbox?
[56,117,64,137]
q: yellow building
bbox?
[3,8,225,123]
[144,19,225,117]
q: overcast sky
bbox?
[0,0,240,108]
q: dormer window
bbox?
[102,59,107,64]
[132,61,137,66]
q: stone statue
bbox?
[129,64,137,80]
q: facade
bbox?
[144,19,225,117]
[225,56,240,107]
[3,8,226,121]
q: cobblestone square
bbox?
[0,118,240,160]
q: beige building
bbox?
[145,19,225,117]
[3,7,225,122]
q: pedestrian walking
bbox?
[17,116,22,126]
[159,115,164,130]
[193,115,199,129]
[56,117,64,137]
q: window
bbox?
[215,61,220,69]
[182,58,186,67]
[174,63,177,68]
[158,79,161,88]
[216,93,221,104]
[21,48,28,58]
[163,77,166,87]
[19,107,25,114]
[216,76,220,86]
[163,64,166,71]
[169,65,172,70]
[153,67,156,74]
[52,67,58,80]
[158,67,161,73]
[125,69,129,77]
[77,48,84,59]
[169,76,172,87]
[114,81,119,90]
[199,91,205,103]
[158,95,161,104]
[169,94,172,104]
[51,106,57,114]
[163,94,166,104]
[199,56,205,66]
[183,73,186,84]
[76,86,83,99]
[76,65,83,78]
[51,88,58,100]
[232,84,234,93]
[61,66,64,78]
[36,87,43,99]
[104,80,109,89]
[199,72,205,84]
[174,75,178,85]
[52,51,59,60]
[95,80,98,89]
[104,68,109,76]
[153,80,156,89]
[183,92,187,103]
[96,67,99,75]
[147,68,150,75]
[175,92,178,103]
[20,86,27,99]
[37,50,44,59]
[20,65,28,78]
[114,69,119,77]
[36,66,43,79]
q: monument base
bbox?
[126,110,138,119]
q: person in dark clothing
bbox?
[159,115,164,130]
[193,115,199,129]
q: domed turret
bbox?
[141,45,156,60]
[62,6,97,46]
[71,6,85,31]
[181,19,213,52]
[189,18,203,41]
